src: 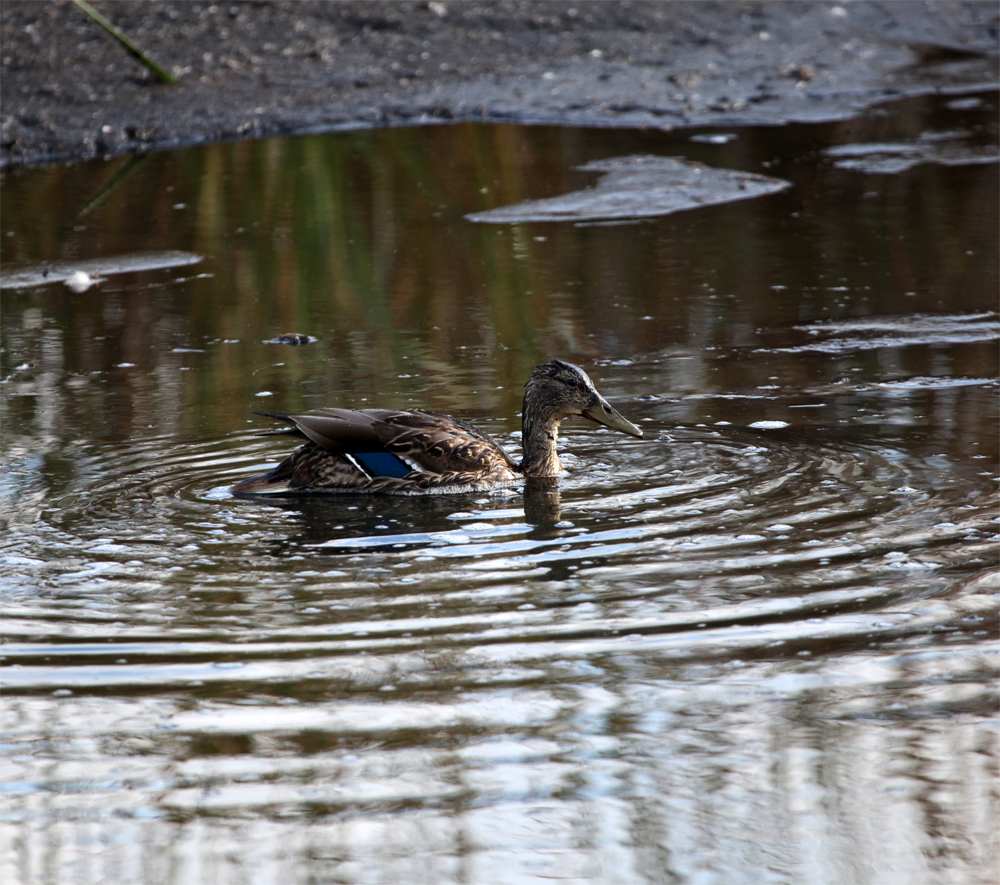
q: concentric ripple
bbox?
[3,422,996,696]
[2,417,996,882]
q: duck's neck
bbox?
[519,392,562,477]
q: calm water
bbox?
[2,92,998,885]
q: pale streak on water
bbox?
[1,91,998,885]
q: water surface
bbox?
[2,91,998,884]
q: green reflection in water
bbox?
[2,96,997,449]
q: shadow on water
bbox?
[1,90,998,885]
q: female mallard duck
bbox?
[231,359,642,496]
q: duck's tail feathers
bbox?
[250,411,310,440]
[230,473,293,495]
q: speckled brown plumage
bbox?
[231,360,642,496]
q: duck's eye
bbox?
[565,377,580,388]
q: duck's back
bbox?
[231,408,521,496]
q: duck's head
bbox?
[524,359,643,438]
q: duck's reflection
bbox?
[239,479,565,556]
[522,477,563,538]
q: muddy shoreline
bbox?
[1,1,998,169]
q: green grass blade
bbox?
[70,0,178,85]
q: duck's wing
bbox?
[252,408,518,483]
[400,410,523,479]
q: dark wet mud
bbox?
[2,0,998,168]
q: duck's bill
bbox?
[582,398,644,437]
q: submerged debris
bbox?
[825,131,999,173]
[768,312,1000,353]
[466,155,791,223]
[0,250,203,290]
[264,333,318,345]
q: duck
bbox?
[231,360,643,496]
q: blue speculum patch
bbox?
[353,451,413,478]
